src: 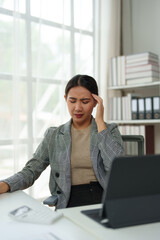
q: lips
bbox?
[74,114,83,118]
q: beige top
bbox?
[71,124,97,185]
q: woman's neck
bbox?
[72,118,92,130]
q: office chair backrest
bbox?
[121,135,144,156]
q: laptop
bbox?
[82,154,160,228]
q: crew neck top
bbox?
[71,124,97,185]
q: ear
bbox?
[64,95,67,102]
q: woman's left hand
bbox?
[92,94,107,132]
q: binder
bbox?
[138,98,145,119]
[144,97,153,119]
[153,96,160,119]
[131,97,138,120]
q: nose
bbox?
[75,102,82,111]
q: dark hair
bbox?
[65,74,98,97]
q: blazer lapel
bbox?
[90,118,99,174]
[58,120,72,195]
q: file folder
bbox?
[153,96,160,119]
[131,98,138,119]
[138,98,145,119]
[144,97,153,119]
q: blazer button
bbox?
[57,190,61,194]
[55,172,59,178]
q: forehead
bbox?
[67,86,92,98]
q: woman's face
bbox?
[65,86,96,129]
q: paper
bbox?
[1,216,97,240]
[0,223,62,240]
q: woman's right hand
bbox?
[0,182,10,194]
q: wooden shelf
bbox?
[108,81,160,90]
[108,119,160,125]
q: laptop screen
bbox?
[100,154,160,228]
[82,154,160,228]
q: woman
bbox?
[0,74,124,209]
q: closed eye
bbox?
[82,101,90,104]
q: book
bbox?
[126,57,159,65]
[126,64,159,74]
[126,93,135,120]
[121,56,126,86]
[117,96,122,120]
[110,56,126,87]
[126,52,159,60]
[111,57,118,86]
[126,77,159,85]
[126,51,159,66]
[121,94,133,120]
[126,60,159,67]
[117,56,122,86]
[111,97,118,120]
[122,96,127,120]
[118,56,126,86]
[126,70,159,80]
[109,97,113,120]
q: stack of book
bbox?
[126,52,159,85]
[109,52,160,86]
[109,93,139,121]
[110,55,125,86]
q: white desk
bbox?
[1,191,160,240]
[60,204,160,240]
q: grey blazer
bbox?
[3,118,124,209]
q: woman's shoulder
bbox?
[106,122,118,130]
[91,117,118,132]
[44,120,71,136]
[44,126,57,136]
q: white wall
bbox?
[122,0,160,57]
[122,0,160,154]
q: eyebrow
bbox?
[69,97,91,101]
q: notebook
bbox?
[82,154,160,228]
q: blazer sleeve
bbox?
[2,128,54,192]
[96,123,125,172]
